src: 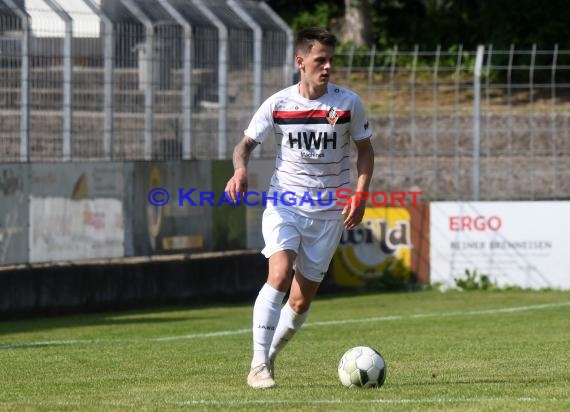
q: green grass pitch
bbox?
[1,290,569,411]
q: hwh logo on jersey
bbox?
[288,131,337,150]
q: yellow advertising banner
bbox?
[332,205,429,287]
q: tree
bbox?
[337,0,373,47]
[266,0,570,50]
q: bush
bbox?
[366,257,418,291]
[454,269,496,291]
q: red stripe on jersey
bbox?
[272,110,350,119]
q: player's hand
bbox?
[342,195,366,229]
[224,168,248,204]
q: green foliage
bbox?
[454,269,496,291]
[452,269,557,292]
[366,258,417,291]
[290,2,340,33]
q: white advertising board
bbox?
[430,202,570,289]
[30,197,124,262]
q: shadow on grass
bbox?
[0,306,222,336]
[0,287,421,336]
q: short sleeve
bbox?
[244,98,274,144]
[350,96,372,141]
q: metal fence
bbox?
[0,0,292,161]
[335,44,570,201]
[0,2,569,201]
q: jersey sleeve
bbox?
[244,97,274,144]
[350,96,372,141]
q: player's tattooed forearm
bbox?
[233,137,257,170]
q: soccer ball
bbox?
[338,346,386,388]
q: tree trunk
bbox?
[338,0,372,47]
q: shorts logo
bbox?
[327,106,339,126]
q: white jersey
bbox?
[244,82,372,220]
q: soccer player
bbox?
[224,27,374,389]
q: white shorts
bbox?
[261,206,345,283]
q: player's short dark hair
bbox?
[295,27,337,54]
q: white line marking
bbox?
[154,328,250,342]
[2,301,569,348]
[155,300,570,341]
[2,397,568,407]
[308,300,570,326]
[173,397,569,406]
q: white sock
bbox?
[251,283,286,368]
[268,302,308,362]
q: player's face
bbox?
[297,42,334,88]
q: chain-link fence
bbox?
[336,44,570,201]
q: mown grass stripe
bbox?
[2,300,568,349]
[156,300,570,341]
[4,396,567,407]
[173,396,570,406]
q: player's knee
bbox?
[288,296,311,314]
[267,270,292,291]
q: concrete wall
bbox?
[0,250,268,318]
[0,249,352,318]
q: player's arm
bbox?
[343,138,374,229]
[225,136,258,203]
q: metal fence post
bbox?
[410,45,418,187]
[3,0,29,162]
[432,45,440,198]
[388,46,398,186]
[367,44,376,106]
[159,0,193,160]
[120,0,155,161]
[472,45,485,200]
[346,44,355,86]
[193,0,228,159]
[44,0,73,162]
[484,44,493,174]
[228,0,262,159]
[259,2,294,86]
[228,0,261,109]
[529,44,536,199]
[82,0,114,160]
[551,44,559,198]
[506,44,515,198]
[453,45,463,197]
